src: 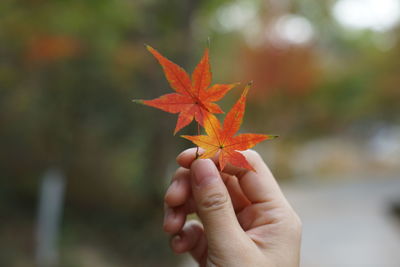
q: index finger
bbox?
[177,148,286,204]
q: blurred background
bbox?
[1,0,399,266]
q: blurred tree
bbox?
[0,0,205,265]
[0,0,399,265]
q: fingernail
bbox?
[164,207,175,225]
[192,159,219,186]
[172,234,181,246]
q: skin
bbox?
[163,148,302,267]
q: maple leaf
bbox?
[181,84,277,171]
[134,45,237,134]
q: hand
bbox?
[163,148,301,267]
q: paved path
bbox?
[285,175,400,267]
[180,174,400,267]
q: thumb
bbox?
[190,159,244,248]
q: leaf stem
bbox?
[195,122,200,159]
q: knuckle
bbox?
[293,212,302,231]
[199,192,228,211]
[283,210,302,234]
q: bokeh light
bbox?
[333,0,400,31]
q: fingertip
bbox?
[190,158,221,187]
[164,168,191,207]
[170,221,204,254]
[243,149,264,165]
[176,148,203,168]
[163,206,186,235]
[170,234,185,253]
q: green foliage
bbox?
[1,0,399,265]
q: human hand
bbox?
[163,148,301,267]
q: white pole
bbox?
[35,168,65,267]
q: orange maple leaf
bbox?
[181,84,277,171]
[135,45,237,134]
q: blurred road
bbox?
[180,174,400,267]
[286,174,400,267]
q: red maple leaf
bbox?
[181,84,277,171]
[135,45,237,134]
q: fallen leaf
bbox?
[134,45,237,134]
[181,83,277,171]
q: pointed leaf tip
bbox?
[242,84,250,97]
[145,44,154,52]
[265,135,279,140]
[132,99,144,104]
[241,81,253,97]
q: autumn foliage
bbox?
[136,45,237,134]
[134,45,276,171]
